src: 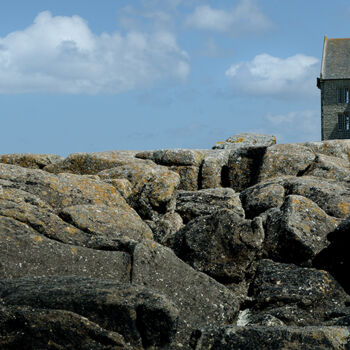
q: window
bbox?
[338,114,344,130]
[338,88,343,103]
[345,88,349,103]
[338,113,350,131]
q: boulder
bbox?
[170,165,199,191]
[248,259,350,326]
[314,217,350,295]
[135,149,208,166]
[201,150,231,189]
[0,276,179,349]
[263,195,339,265]
[212,133,276,150]
[0,215,131,281]
[240,182,285,219]
[132,240,239,347]
[258,144,316,182]
[43,150,141,174]
[170,209,264,284]
[0,305,131,350]
[176,188,244,224]
[98,162,180,220]
[303,139,350,161]
[60,204,153,242]
[226,146,267,191]
[191,325,350,350]
[0,153,63,169]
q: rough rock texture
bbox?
[247,259,350,326]
[191,325,350,350]
[263,195,339,265]
[0,276,179,349]
[0,153,63,169]
[258,144,316,182]
[3,135,350,349]
[212,133,276,150]
[0,305,131,350]
[171,209,264,284]
[98,162,180,220]
[176,188,244,223]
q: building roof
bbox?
[321,36,350,79]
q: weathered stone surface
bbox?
[303,139,350,161]
[212,133,276,150]
[201,150,231,189]
[135,149,208,166]
[226,146,267,191]
[170,165,199,191]
[60,204,153,242]
[43,150,141,175]
[303,153,350,181]
[98,162,180,220]
[0,276,179,348]
[191,325,350,350]
[145,212,183,244]
[176,188,244,224]
[314,217,350,295]
[240,182,285,219]
[284,176,350,219]
[0,215,131,281]
[132,241,239,347]
[263,195,339,265]
[248,259,349,326]
[0,163,131,211]
[0,305,130,350]
[171,209,264,284]
[258,144,316,182]
[0,153,63,169]
[103,178,133,200]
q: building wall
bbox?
[321,79,350,140]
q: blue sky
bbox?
[0,0,349,156]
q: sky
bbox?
[0,0,349,156]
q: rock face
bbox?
[2,134,350,349]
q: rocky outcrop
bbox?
[2,133,350,349]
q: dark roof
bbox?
[321,36,350,79]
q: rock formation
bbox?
[1,134,350,349]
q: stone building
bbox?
[318,36,350,140]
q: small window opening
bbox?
[338,88,343,103]
[345,88,349,103]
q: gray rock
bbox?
[258,144,316,182]
[263,195,339,265]
[314,217,350,295]
[191,325,350,350]
[0,215,131,282]
[303,139,350,161]
[43,150,141,175]
[176,188,244,224]
[171,209,264,284]
[0,305,131,350]
[98,162,180,220]
[212,133,276,150]
[240,182,285,219]
[170,165,199,191]
[132,240,239,347]
[249,259,350,326]
[201,150,231,189]
[0,153,63,169]
[0,276,179,349]
[135,149,208,166]
[303,153,350,181]
[226,146,267,191]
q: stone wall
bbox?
[321,79,350,140]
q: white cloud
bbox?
[0,11,189,94]
[262,110,320,142]
[225,53,319,98]
[185,0,272,35]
